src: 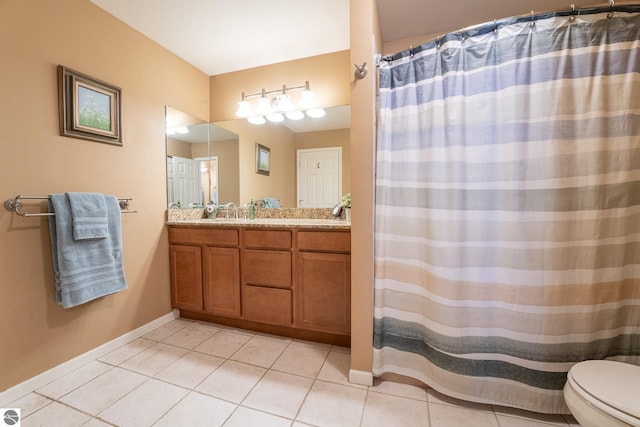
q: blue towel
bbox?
[48,194,128,308]
[264,197,280,208]
[67,192,108,240]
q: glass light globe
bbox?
[306,108,326,118]
[285,110,304,120]
[248,116,266,125]
[275,94,295,112]
[266,112,285,123]
[235,100,253,118]
[255,97,273,116]
[299,89,317,110]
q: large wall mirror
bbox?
[166,105,350,209]
[166,106,240,208]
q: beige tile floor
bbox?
[11,318,581,426]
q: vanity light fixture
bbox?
[235,81,326,125]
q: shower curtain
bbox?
[373,7,640,414]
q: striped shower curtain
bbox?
[373,7,640,414]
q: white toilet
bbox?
[564,360,640,427]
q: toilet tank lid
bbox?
[569,360,640,420]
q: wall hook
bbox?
[354,62,368,79]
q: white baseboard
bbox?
[349,368,374,386]
[0,309,180,406]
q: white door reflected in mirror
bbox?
[297,147,342,208]
[167,156,199,207]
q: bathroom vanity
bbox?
[167,218,351,346]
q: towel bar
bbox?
[4,195,137,217]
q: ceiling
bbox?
[95,0,578,135]
[89,0,350,76]
[92,0,578,77]
[377,0,583,48]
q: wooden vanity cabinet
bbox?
[169,227,240,317]
[296,231,351,335]
[168,225,351,345]
[169,244,202,312]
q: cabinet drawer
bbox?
[169,227,238,246]
[243,285,292,325]
[243,229,292,249]
[297,231,351,252]
[243,249,291,288]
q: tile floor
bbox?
[11,318,581,426]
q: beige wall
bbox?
[0,0,209,391]
[211,139,240,205]
[191,142,209,158]
[349,0,382,378]
[295,128,351,195]
[383,33,440,58]
[166,138,192,159]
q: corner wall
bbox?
[349,0,382,381]
[0,0,209,391]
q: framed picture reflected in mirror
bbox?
[256,143,270,176]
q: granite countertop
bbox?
[166,217,350,229]
[165,207,350,229]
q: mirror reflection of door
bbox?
[168,155,200,206]
[199,156,219,206]
[297,147,342,208]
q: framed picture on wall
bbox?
[58,65,122,146]
[256,143,270,176]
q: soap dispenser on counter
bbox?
[249,198,256,220]
[205,202,217,219]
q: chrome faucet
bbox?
[168,202,180,209]
[221,202,237,219]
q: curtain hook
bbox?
[530,10,536,28]
[608,0,615,18]
[569,4,576,22]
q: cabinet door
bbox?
[203,246,241,317]
[296,252,351,334]
[169,245,203,312]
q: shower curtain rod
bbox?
[378,0,640,61]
